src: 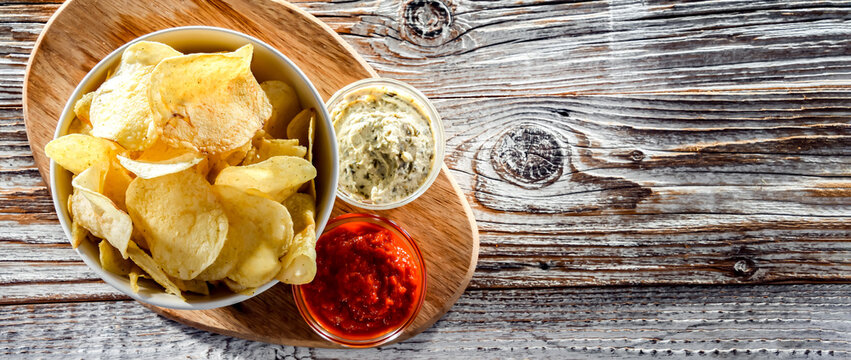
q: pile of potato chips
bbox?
[47,41,320,299]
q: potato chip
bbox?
[284,193,315,234]
[45,134,123,174]
[70,220,88,248]
[67,117,92,136]
[99,240,133,275]
[131,227,148,251]
[126,241,184,299]
[286,108,317,197]
[223,140,252,166]
[126,169,228,280]
[89,41,182,151]
[71,166,133,258]
[277,194,317,284]
[214,156,316,202]
[71,163,106,194]
[197,185,293,288]
[260,80,300,139]
[103,162,133,211]
[128,268,143,293]
[74,92,95,124]
[121,41,182,68]
[117,153,204,179]
[223,278,254,296]
[286,108,314,152]
[242,139,306,165]
[134,139,198,162]
[149,44,271,154]
[277,228,316,285]
[171,277,209,295]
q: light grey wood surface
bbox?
[4,285,851,359]
[2,0,851,357]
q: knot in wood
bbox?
[491,124,565,188]
[403,0,452,39]
[630,149,645,162]
[732,259,757,278]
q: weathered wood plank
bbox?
[2,1,851,100]
[2,285,851,358]
[3,88,851,287]
[291,0,851,97]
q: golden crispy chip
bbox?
[104,161,133,211]
[286,108,314,152]
[71,166,133,258]
[126,169,228,280]
[223,140,252,166]
[70,221,88,248]
[121,41,183,68]
[307,111,316,198]
[260,80,300,139]
[134,139,198,162]
[277,227,316,285]
[131,227,148,251]
[197,185,293,288]
[117,153,204,179]
[89,41,183,150]
[284,193,315,234]
[99,240,133,275]
[222,278,254,296]
[45,134,123,175]
[286,108,316,197]
[171,277,209,296]
[71,163,106,194]
[128,268,143,293]
[214,156,316,202]
[149,44,271,154]
[242,139,306,165]
[206,159,231,183]
[67,117,93,136]
[277,194,317,284]
[126,241,184,299]
[74,92,95,124]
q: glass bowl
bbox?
[292,213,427,347]
[325,78,445,210]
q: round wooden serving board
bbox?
[24,0,479,348]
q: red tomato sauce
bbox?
[302,221,423,339]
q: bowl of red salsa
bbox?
[293,213,426,347]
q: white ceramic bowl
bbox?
[50,26,338,310]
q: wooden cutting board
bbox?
[24,0,479,348]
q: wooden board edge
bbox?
[22,0,72,188]
[393,164,480,342]
[268,0,379,80]
[142,302,335,348]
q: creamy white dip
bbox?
[331,86,435,203]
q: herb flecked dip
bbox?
[331,86,435,204]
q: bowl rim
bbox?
[325,78,445,210]
[50,25,338,310]
[292,213,427,347]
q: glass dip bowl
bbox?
[292,213,427,347]
[325,78,445,210]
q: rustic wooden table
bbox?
[2,0,850,358]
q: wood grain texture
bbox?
[3,285,851,358]
[20,0,477,348]
[2,0,851,356]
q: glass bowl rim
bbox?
[292,213,428,347]
[325,78,445,210]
